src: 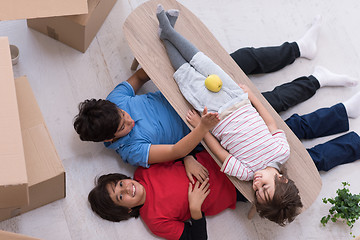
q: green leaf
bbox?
[320,181,360,237]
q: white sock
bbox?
[297,15,322,60]
[312,66,359,87]
[343,92,360,118]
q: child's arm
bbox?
[187,110,228,163]
[148,107,220,164]
[239,84,278,133]
[188,178,210,220]
[126,68,150,93]
[187,109,254,181]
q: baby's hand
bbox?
[238,83,254,99]
[238,83,250,93]
[186,109,201,128]
[199,107,220,130]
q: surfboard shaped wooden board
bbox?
[123,0,321,211]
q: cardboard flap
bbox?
[0,230,41,240]
[0,0,88,21]
[0,37,29,209]
[15,76,65,186]
[67,0,101,26]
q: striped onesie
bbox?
[214,101,290,181]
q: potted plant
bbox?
[321,182,360,238]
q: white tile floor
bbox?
[1,0,360,239]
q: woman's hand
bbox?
[184,155,209,184]
[188,178,210,220]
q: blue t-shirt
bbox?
[104,81,190,167]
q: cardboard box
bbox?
[0,0,88,21]
[27,0,117,52]
[0,37,29,209]
[0,76,66,222]
[0,230,41,240]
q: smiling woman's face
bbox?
[106,179,146,209]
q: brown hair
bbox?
[255,174,303,226]
[88,173,142,222]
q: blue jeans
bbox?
[230,44,360,171]
[285,103,360,171]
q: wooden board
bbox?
[123,0,322,211]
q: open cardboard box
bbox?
[0,37,66,222]
[0,0,88,20]
[0,37,29,209]
[27,0,117,52]
[0,230,41,240]
[0,76,66,222]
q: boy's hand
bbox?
[199,106,220,130]
[184,155,209,184]
[188,178,210,220]
[186,109,201,128]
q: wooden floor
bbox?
[1,0,360,239]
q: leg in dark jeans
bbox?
[230,42,300,74]
[307,132,360,171]
[285,103,360,171]
[262,76,320,113]
[285,103,349,139]
[230,42,319,113]
[236,189,248,202]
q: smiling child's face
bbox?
[106,179,146,209]
[112,109,135,139]
[252,167,284,203]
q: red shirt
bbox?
[135,150,237,240]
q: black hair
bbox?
[73,99,120,142]
[88,173,142,222]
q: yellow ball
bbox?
[205,74,222,92]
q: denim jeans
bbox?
[285,103,360,171]
[230,44,360,171]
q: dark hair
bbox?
[73,99,120,142]
[255,171,303,226]
[88,173,142,222]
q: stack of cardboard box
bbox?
[0,36,65,238]
[27,0,118,52]
[1,0,117,238]
[1,0,117,52]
